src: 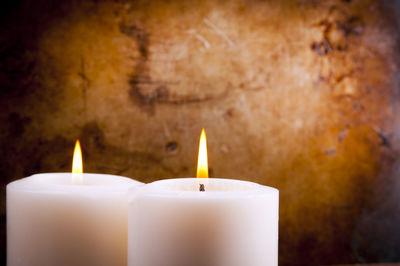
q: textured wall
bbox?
[1,0,400,265]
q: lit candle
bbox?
[128,129,279,266]
[7,140,142,266]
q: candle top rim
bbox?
[7,173,142,193]
[131,178,278,198]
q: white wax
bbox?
[7,173,142,266]
[128,178,279,266]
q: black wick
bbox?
[199,184,205,192]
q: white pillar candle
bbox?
[7,173,142,266]
[128,178,279,266]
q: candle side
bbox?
[128,178,279,266]
[7,173,142,266]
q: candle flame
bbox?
[196,128,208,179]
[72,139,83,184]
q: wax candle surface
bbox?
[7,173,142,266]
[128,178,279,266]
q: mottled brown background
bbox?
[1,0,400,265]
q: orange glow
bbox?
[72,139,83,184]
[196,128,208,179]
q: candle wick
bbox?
[199,184,205,192]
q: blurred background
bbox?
[1,0,400,265]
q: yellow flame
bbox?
[72,139,83,184]
[196,128,208,179]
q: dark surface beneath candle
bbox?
[1,0,400,265]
